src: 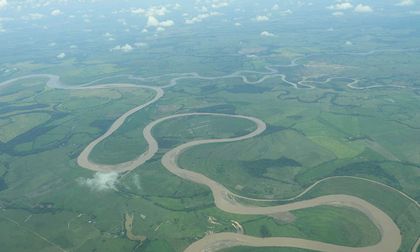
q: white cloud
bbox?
[260,31,275,37]
[146,16,160,27]
[103,32,114,41]
[146,6,168,16]
[327,1,374,13]
[185,12,220,24]
[272,4,280,11]
[345,41,353,45]
[0,0,7,10]
[130,5,174,17]
[212,0,229,9]
[159,19,174,27]
[56,52,66,59]
[396,0,415,6]
[131,6,169,17]
[255,15,269,22]
[0,24,5,33]
[131,8,145,15]
[77,172,119,191]
[111,44,134,53]
[146,16,174,28]
[51,9,62,16]
[354,4,373,13]
[327,2,353,10]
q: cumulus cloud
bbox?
[185,12,220,24]
[260,31,275,37]
[159,19,174,27]
[255,15,269,22]
[51,9,62,16]
[146,16,174,28]
[0,0,7,9]
[212,0,229,9]
[56,52,66,59]
[396,0,415,6]
[146,16,160,26]
[131,8,145,15]
[111,44,134,53]
[146,6,169,16]
[131,5,169,17]
[77,172,119,191]
[327,2,353,10]
[327,1,375,14]
[272,4,280,11]
[354,4,373,13]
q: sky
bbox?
[0,0,419,64]
[0,0,418,34]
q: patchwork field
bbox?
[0,1,419,252]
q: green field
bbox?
[0,1,419,252]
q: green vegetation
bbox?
[0,113,51,143]
[222,248,315,252]
[1,2,419,251]
[302,177,420,252]
[241,206,380,247]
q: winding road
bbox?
[1,50,419,251]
